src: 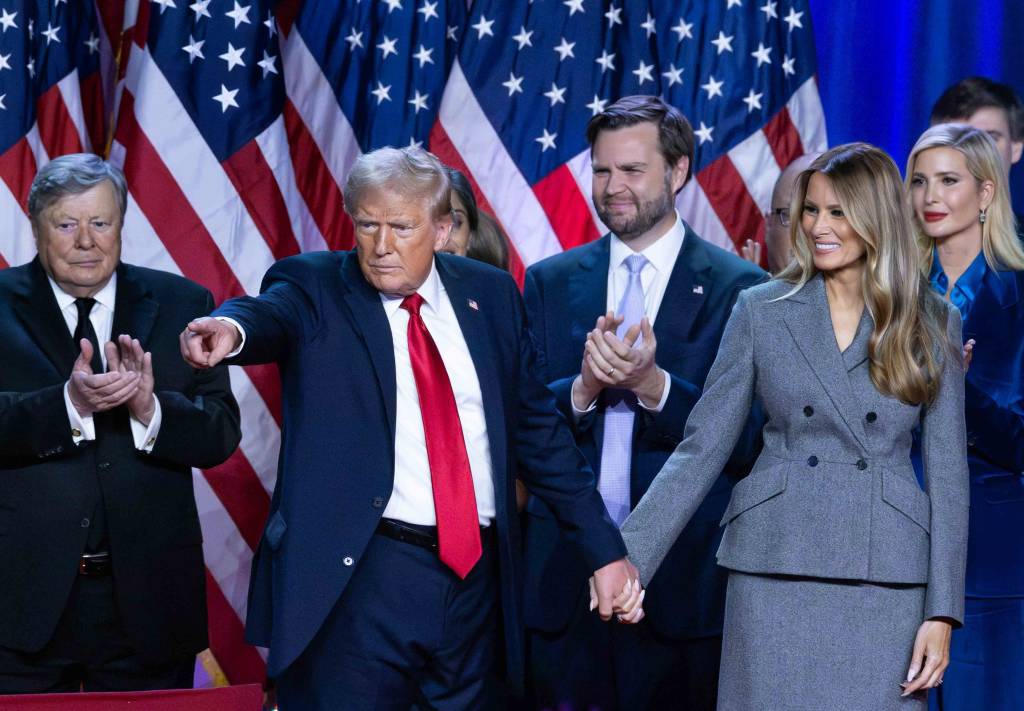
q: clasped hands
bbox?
[589,558,646,624]
[573,311,665,411]
[67,335,156,425]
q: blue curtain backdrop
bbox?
[809,0,1024,215]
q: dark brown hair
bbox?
[931,77,1024,141]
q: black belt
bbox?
[78,551,112,577]
[375,518,494,552]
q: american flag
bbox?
[0,0,826,686]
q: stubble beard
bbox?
[595,176,675,243]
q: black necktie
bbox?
[73,298,104,374]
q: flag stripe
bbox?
[36,84,85,158]
[204,569,266,684]
[532,163,601,252]
[0,138,37,218]
[676,180,737,254]
[762,107,806,170]
[696,156,764,250]
[728,130,782,212]
[789,78,829,154]
[202,449,271,552]
[56,70,92,153]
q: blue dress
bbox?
[927,251,1024,711]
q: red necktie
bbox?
[400,293,481,578]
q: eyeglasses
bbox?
[766,207,790,227]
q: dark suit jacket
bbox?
[0,259,241,664]
[214,251,626,685]
[956,267,1024,597]
[522,227,766,639]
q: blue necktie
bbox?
[598,254,647,526]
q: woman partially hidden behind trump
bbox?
[617,143,969,709]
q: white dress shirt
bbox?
[572,214,685,414]
[52,273,161,451]
[380,261,496,526]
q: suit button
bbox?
[80,518,90,528]
[343,556,354,567]
[55,446,63,454]
[857,458,868,470]
[967,434,977,447]
[807,456,818,467]
[803,406,814,417]
[372,497,384,509]
[98,462,111,470]
[865,412,877,423]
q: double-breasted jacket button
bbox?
[856,458,868,470]
[807,456,819,467]
[803,406,814,417]
[372,497,384,509]
[80,518,91,528]
[865,412,878,423]
[343,556,354,567]
[98,462,111,470]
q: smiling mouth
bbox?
[814,241,841,252]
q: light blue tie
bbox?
[598,253,647,526]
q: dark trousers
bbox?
[527,593,721,711]
[276,531,503,711]
[0,575,194,694]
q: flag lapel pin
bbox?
[693,285,704,294]
[467,298,479,311]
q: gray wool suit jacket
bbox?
[621,274,970,624]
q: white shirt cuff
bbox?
[64,381,95,444]
[570,376,598,420]
[215,317,246,358]
[637,368,671,413]
[130,395,162,452]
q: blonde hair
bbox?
[906,123,1024,273]
[777,143,950,406]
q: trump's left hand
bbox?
[106,335,156,426]
[589,558,645,623]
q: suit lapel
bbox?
[111,264,159,350]
[12,259,79,376]
[568,238,610,348]
[653,225,710,361]
[782,275,869,449]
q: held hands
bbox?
[180,317,241,369]
[901,619,953,697]
[582,312,664,407]
[106,335,156,425]
[588,558,646,624]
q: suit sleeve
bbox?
[0,384,76,464]
[513,285,627,571]
[149,290,241,469]
[620,289,758,585]
[921,307,970,625]
[963,376,1024,474]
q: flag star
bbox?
[418,1,439,21]
[182,35,205,63]
[408,136,423,149]
[0,94,5,110]
[604,5,622,27]
[27,18,33,39]
[641,13,657,38]
[595,49,615,73]
[446,25,458,41]
[751,42,773,67]
[701,75,724,99]
[671,17,693,41]
[408,90,429,113]
[784,7,804,31]
[726,0,743,7]
[586,95,608,116]
[632,60,654,85]
[371,81,392,104]
[27,58,35,77]
[345,29,363,50]
[225,2,251,28]
[502,72,524,96]
[384,0,403,12]
[695,121,714,144]
[711,31,733,54]
[190,0,211,19]
[0,53,10,71]
[553,37,576,61]
[743,89,763,112]
[0,9,17,32]
[781,54,796,75]
[212,84,239,112]
[84,34,100,54]
[257,50,278,78]
[536,129,557,152]
[413,44,434,67]
[662,64,683,87]
[152,0,176,14]
[563,0,585,16]
[543,82,567,106]
[512,26,533,49]
[55,0,67,5]
[219,43,246,71]
[472,15,495,39]
[760,1,778,20]
[264,10,277,37]
[377,35,399,59]
[42,22,60,44]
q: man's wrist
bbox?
[572,375,599,412]
[635,368,667,408]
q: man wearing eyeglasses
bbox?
[762,153,819,274]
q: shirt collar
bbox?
[609,212,686,276]
[380,258,443,317]
[48,270,118,313]
[929,247,987,313]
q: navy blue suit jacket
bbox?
[522,227,766,639]
[957,267,1024,597]
[214,251,626,685]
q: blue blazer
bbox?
[213,251,626,685]
[957,267,1024,597]
[522,228,766,639]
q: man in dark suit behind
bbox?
[523,96,766,710]
[181,146,642,710]
[0,154,241,693]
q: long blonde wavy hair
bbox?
[777,143,950,406]
[906,123,1024,273]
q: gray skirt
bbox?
[718,571,929,711]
